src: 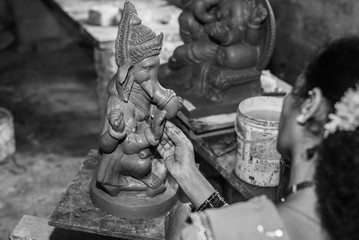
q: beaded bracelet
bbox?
[195,190,227,212]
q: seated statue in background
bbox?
[160,0,275,103]
[90,1,183,219]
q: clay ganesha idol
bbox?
[160,0,275,103]
[90,1,183,218]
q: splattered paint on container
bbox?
[235,96,283,187]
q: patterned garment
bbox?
[182,195,317,240]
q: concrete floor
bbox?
[0,43,101,239]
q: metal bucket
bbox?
[234,96,283,187]
[0,107,16,163]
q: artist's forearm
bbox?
[175,166,215,208]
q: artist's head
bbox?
[277,36,359,161]
[276,36,359,240]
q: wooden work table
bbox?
[43,0,280,204]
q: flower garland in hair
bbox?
[324,83,359,138]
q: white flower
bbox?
[323,83,359,138]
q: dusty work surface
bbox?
[0,44,101,240]
[43,0,182,48]
[49,150,171,240]
[10,215,119,240]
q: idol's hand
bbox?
[108,108,126,139]
[248,3,267,26]
[206,22,229,44]
[158,121,196,179]
[150,110,167,140]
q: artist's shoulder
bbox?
[205,195,290,239]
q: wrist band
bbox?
[195,190,227,212]
[144,127,160,146]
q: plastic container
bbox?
[235,96,283,187]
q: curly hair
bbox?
[295,36,359,105]
[294,36,359,240]
[315,128,359,240]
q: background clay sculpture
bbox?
[90,1,183,219]
[160,0,275,104]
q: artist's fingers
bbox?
[164,122,192,147]
[163,131,174,147]
[180,225,197,240]
[171,126,191,145]
[157,143,173,160]
[166,127,186,147]
[165,121,175,129]
[165,121,183,134]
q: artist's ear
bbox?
[298,87,328,125]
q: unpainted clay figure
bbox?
[161,0,275,102]
[96,1,183,198]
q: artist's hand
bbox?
[108,108,126,140]
[150,110,167,140]
[158,121,196,179]
[165,203,192,240]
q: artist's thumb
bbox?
[167,127,184,147]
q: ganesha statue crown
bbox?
[90,1,183,220]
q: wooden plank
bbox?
[10,215,119,240]
[48,150,171,240]
[10,215,56,240]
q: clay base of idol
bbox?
[90,171,179,220]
